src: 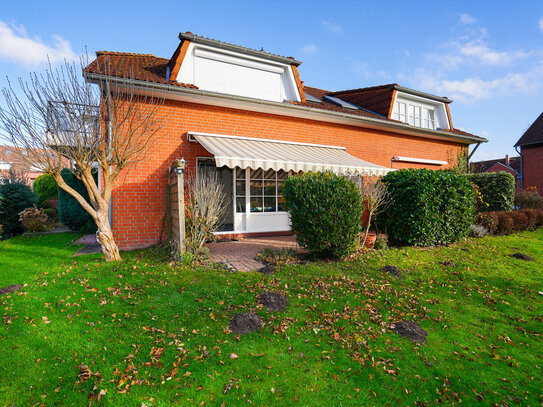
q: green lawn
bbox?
[0,231,542,406]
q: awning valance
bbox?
[190,132,392,176]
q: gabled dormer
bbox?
[167,32,306,104]
[390,86,452,131]
[327,84,453,131]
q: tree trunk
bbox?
[360,212,373,249]
[95,211,121,262]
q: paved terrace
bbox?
[207,235,301,271]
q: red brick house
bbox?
[471,155,521,191]
[84,32,486,250]
[0,145,46,185]
[515,112,543,194]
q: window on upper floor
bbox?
[393,101,435,130]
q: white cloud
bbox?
[0,21,77,69]
[427,39,530,69]
[301,44,318,55]
[322,21,342,34]
[459,13,477,25]
[418,71,538,103]
[458,40,529,66]
[539,17,543,32]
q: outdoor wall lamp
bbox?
[175,157,185,175]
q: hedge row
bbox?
[467,172,515,212]
[475,209,543,235]
[379,169,474,246]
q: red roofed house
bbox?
[0,145,46,185]
[84,32,486,250]
[471,155,521,191]
[515,112,543,194]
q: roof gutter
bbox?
[468,141,482,160]
[84,72,487,145]
[179,32,302,66]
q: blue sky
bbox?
[1,0,542,161]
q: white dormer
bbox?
[390,91,451,131]
[171,33,303,103]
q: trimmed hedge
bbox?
[475,209,543,235]
[283,172,364,258]
[467,172,515,212]
[58,169,96,231]
[378,169,474,246]
[33,173,58,204]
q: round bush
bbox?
[378,169,474,246]
[0,181,36,239]
[283,172,364,258]
[33,173,58,204]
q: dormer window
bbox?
[392,99,441,130]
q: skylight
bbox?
[322,95,359,110]
[305,93,322,103]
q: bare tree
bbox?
[350,175,389,248]
[0,57,163,261]
[184,169,228,257]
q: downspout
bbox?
[467,142,481,172]
[104,80,113,228]
[515,145,523,190]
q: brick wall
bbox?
[521,144,543,194]
[111,98,465,250]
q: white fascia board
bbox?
[392,156,448,165]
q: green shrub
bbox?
[467,172,515,212]
[0,176,36,239]
[80,217,97,235]
[43,208,58,220]
[515,188,542,209]
[58,169,96,231]
[33,173,58,204]
[283,172,364,258]
[378,169,474,246]
[373,234,389,250]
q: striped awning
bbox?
[189,132,392,176]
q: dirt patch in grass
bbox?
[259,292,289,312]
[392,320,428,344]
[382,265,402,278]
[440,260,457,267]
[228,313,264,334]
[509,253,534,261]
[0,284,22,295]
[257,264,276,275]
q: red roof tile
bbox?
[84,52,198,89]
[515,112,543,147]
[328,84,396,117]
[303,86,482,141]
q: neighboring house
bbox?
[0,145,46,184]
[84,31,486,250]
[471,155,521,191]
[515,112,543,194]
